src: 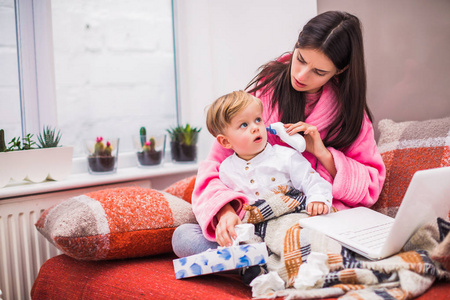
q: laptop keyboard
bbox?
[338,221,394,250]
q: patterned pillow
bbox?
[36,186,196,260]
[373,117,450,217]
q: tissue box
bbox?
[173,243,268,279]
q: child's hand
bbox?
[307,202,329,216]
[216,203,242,247]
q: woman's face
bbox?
[290,48,339,94]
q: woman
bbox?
[172,11,386,257]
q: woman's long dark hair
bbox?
[246,11,373,150]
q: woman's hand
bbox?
[284,122,337,177]
[284,122,326,157]
[215,203,242,247]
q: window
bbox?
[0,0,21,141]
[1,0,179,158]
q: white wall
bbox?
[175,0,317,160]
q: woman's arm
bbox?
[317,116,386,209]
[315,149,337,178]
[285,115,385,209]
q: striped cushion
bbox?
[373,117,450,217]
[36,186,196,260]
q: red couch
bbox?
[31,117,450,299]
[31,252,449,300]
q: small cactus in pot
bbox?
[87,136,119,174]
[136,128,165,167]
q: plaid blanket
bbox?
[244,190,450,299]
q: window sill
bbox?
[0,161,198,200]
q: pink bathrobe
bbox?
[193,82,386,241]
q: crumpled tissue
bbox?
[250,271,285,299]
[233,223,255,246]
[294,252,329,289]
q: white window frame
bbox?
[15,0,57,137]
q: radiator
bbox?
[0,179,152,300]
[0,196,61,300]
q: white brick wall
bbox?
[51,0,177,156]
[0,0,177,156]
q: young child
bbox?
[206,90,332,215]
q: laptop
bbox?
[298,167,450,260]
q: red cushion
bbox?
[164,175,196,203]
[31,254,449,300]
[35,187,196,260]
[374,117,450,217]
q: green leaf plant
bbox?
[166,124,201,146]
[37,125,62,148]
[1,126,62,152]
[7,134,36,151]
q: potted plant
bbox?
[135,127,165,167]
[0,126,73,188]
[86,137,119,174]
[37,125,62,148]
[167,124,201,162]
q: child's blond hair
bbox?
[206,91,263,137]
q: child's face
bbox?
[220,101,267,161]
